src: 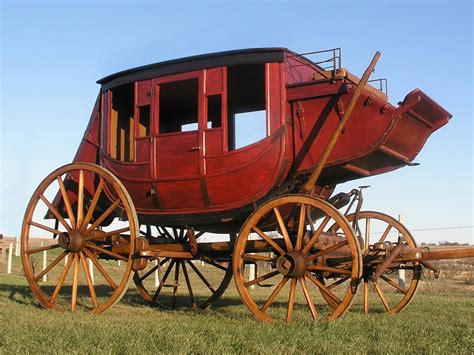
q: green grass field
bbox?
[1,253,473,354]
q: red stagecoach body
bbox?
[25,48,474,320]
[55,48,451,232]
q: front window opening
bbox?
[137,105,150,137]
[227,64,266,150]
[159,78,199,134]
[110,84,134,161]
[207,94,222,129]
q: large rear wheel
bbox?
[233,195,362,322]
[21,163,139,313]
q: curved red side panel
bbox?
[288,80,451,184]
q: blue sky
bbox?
[1,0,472,244]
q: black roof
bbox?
[97,48,289,91]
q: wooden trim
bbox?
[200,178,211,207]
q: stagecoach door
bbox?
[151,71,206,209]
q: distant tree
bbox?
[438,240,460,246]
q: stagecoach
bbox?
[21,48,473,321]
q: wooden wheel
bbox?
[134,227,233,310]
[233,195,362,322]
[327,211,421,314]
[21,163,139,313]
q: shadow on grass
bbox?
[2,282,359,320]
[0,282,242,312]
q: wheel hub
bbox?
[276,251,306,278]
[58,230,84,252]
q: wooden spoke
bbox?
[79,252,98,309]
[181,262,197,309]
[76,170,84,228]
[50,253,74,304]
[153,260,176,301]
[380,275,407,294]
[86,226,130,241]
[34,251,68,281]
[27,243,60,255]
[85,242,127,261]
[81,178,104,230]
[378,224,392,244]
[306,206,315,235]
[307,264,351,275]
[139,263,161,282]
[172,228,179,240]
[186,260,216,294]
[39,194,71,232]
[242,253,275,262]
[82,248,117,290]
[295,204,307,251]
[251,226,285,255]
[364,279,369,315]
[373,281,390,311]
[159,226,174,240]
[57,176,76,227]
[305,272,341,306]
[29,221,62,236]
[172,261,181,309]
[301,216,330,255]
[327,276,350,289]
[364,218,370,252]
[306,239,348,262]
[286,278,297,322]
[299,276,318,320]
[71,253,80,312]
[260,277,289,312]
[273,207,293,252]
[244,270,279,288]
[202,258,227,271]
[85,199,120,235]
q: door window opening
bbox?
[110,84,134,161]
[137,105,150,137]
[159,78,199,134]
[207,94,222,129]
[227,64,266,150]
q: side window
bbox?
[159,78,199,134]
[227,64,266,150]
[110,84,134,161]
[137,105,150,137]
[207,94,222,129]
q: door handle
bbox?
[188,146,201,152]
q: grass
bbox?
[1,254,473,354]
